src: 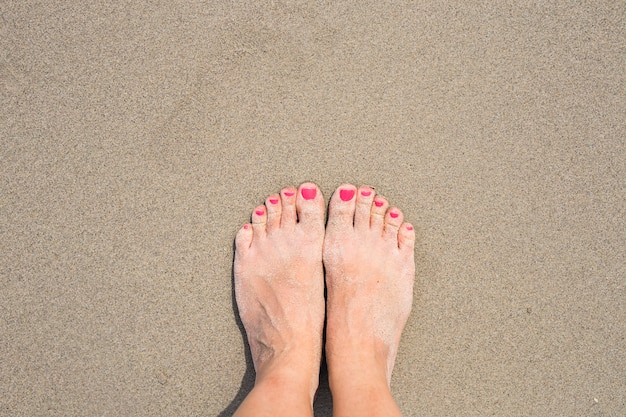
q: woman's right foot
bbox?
[323,184,415,416]
[233,183,326,417]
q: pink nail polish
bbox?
[339,189,355,201]
[390,211,399,218]
[243,224,250,230]
[361,190,372,197]
[301,188,316,200]
[374,200,384,207]
[284,190,295,197]
[406,225,413,231]
[255,209,264,216]
[269,198,279,205]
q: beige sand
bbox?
[1,2,624,416]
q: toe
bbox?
[251,204,267,238]
[280,187,298,227]
[383,207,403,241]
[354,186,375,230]
[265,194,282,232]
[327,184,357,232]
[398,222,415,251]
[235,224,253,254]
[370,195,389,232]
[296,182,325,231]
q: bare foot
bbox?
[323,184,415,416]
[233,183,326,414]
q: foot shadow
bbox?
[216,263,255,417]
[313,356,333,417]
[218,244,333,416]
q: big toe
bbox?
[326,184,357,233]
[296,182,325,233]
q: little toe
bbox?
[280,187,298,227]
[265,194,282,232]
[370,195,389,232]
[354,186,375,230]
[398,222,416,251]
[327,184,358,232]
[296,182,325,231]
[251,204,268,238]
[383,207,404,241]
[235,224,253,255]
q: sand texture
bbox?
[1,1,625,416]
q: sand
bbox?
[1,1,624,416]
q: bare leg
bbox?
[323,184,415,417]
[233,183,326,417]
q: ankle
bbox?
[328,364,402,417]
[327,347,391,391]
[255,352,321,402]
[327,335,394,379]
[234,371,316,417]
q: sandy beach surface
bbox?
[1,2,624,416]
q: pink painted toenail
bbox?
[269,198,279,204]
[339,189,355,201]
[243,224,249,230]
[374,200,384,207]
[390,211,399,218]
[361,190,372,197]
[301,188,316,200]
[406,225,413,231]
[255,209,264,216]
[284,190,295,197]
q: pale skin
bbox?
[233,183,415,417]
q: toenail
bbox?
[361,190,372,197]
[255,209,264,216]
[243,224,249,230]
[406,225,413,231]
[339,189,355,201]
[390,211,399,218]
[374,200,384,207]
[284,190,295,197]
[301,188,317,200]
[269,198,279,204]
